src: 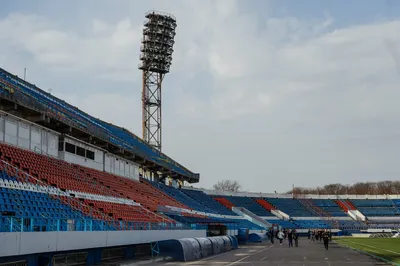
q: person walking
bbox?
[311,230,316,242]
[277,230,284,245]
[293,230,299,247]
[268,229,274,244]
[288,230,293,247]
[323,229,330,250]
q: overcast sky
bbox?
[1,0,400,193]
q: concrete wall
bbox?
[104,153,140,181]
[0,111,59,157]
[59,135,104,171]
[0,229,206,257]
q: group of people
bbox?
[267,228,332,250]
[308,229,332,250]
[267,228,299,247]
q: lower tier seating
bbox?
[0,185,89,232]
[0,143,188,222]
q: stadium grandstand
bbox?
[0,65,400,264]
[0,63,400,264]
[0,47,400,266]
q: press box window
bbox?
[76,146,85,157]
[65,142,75,154]
[86,150,95,160]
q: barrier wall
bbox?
[195,238,213,258]
[0,230,206,257]
[158,236,238,262]
[248,233,267,243]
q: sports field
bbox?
[335,238,400,265]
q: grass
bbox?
[335,237,400,265]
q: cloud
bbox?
[1,0,400,192]
[0,13,142,82]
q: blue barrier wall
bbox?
[158,236,238,262]
[195,238,213,258]
[248,233,267,243]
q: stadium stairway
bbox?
[388,198,400,214]
[224,196,274,217]
[231,206,272,229]
[214,197,235,210]
[335,199,350,212]
[147,180,214,213]
[181,189,237,216]
[393,199,400,212]
[335,199,368,222]
[255,198,275,212]
[262,198,310,219]
[296,198,340,228]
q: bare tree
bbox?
[288,180,400,195]
[213,180,242,192]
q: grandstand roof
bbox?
[0,67,199,182]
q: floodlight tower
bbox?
[139,11,177,151]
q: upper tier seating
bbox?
[0,143,188,222]
[181,189,237,216]
[311,199,347,217]
[351,199,400,217]
[224,196,274,216]
[0,69,191,177]
[265,198,315,217]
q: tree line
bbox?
[289,181,400,195]
[212,180,400,195]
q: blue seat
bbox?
[224,196,274,216]
[265,198,315,217]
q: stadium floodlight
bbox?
[139,10,177,152]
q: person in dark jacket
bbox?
[288,230,293,247]
[293,230,299,247]
[267,229,274,244]
[322,229,330,250]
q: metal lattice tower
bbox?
[139,11,177,151]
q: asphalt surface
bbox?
[144,238,391,266]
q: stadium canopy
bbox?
[0,67,199,183]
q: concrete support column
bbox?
[86,248,102,266]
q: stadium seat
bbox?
[0,143,186,223]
